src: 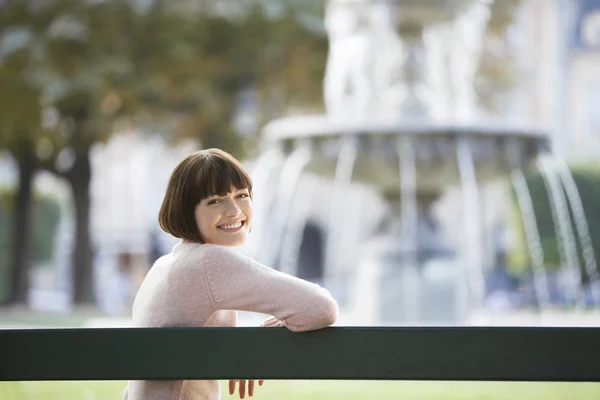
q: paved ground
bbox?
[0,307,271,329]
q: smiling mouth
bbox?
[217,220,245,232]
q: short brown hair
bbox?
[158,148,253,243]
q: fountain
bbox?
[244,0,598,325]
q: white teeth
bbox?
[219,221,242,230]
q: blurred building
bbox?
[566,0,600,157]
[89,131,197,314]
[522,0,600,158]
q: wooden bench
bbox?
[1,327,599,382]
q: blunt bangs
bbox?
[192,151,253,203]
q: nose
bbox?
[224,198,241,217]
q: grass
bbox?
[2,380,600,400]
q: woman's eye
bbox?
[237,193,249,199]
[207,199,220,205]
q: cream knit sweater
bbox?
[123,240,338,400]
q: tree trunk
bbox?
[6,140,36,305]
[67,149,95,305]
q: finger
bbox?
[261,317,278,327]
[259,380,264,386]
[248,380,255,397]
[229,380,236,395]
[264,320,284,328]
[239,380,246,399]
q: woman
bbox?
[123,148,338,400]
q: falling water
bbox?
[246,146,285,259]
[324,136,358,296]
[456,138,486,314]
[510,169,552,312]
[536,161,568,280]
[261,142,312,268]
[248,144,285,183]
[505,141,552,313]
[279,178,319,276]
[397,136,420,322]
[537,156,584,309]
[549,155,600,305]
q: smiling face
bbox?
[158,148,254,244]
[194,186,252,247]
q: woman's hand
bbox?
[228,379,264,399]
[228,317,282,397]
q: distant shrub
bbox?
[0,187,62,302]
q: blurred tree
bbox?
[0,0,60,304]
[164,0,328,153]
[0,0,329,305]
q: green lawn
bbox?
[2,380,600,400]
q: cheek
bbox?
[195,206,216,232]
[202,212,219,228]
[243,201,253,218]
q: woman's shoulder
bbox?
[200,244,251,264]
[173,241,249,267]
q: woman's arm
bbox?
[200,244,338,332]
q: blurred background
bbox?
[1,0,600,398]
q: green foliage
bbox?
[506,198,528,273]
[507,164,600,280]
[0,187,61,302]
[0,0,328,160]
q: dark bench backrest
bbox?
[1,327,599,382]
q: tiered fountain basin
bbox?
[261,114,550,195]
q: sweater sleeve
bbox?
[200,244,338,332]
